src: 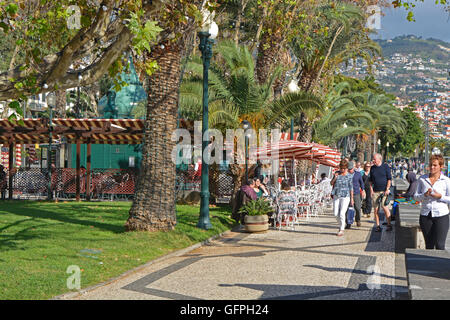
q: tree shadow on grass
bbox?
[0,205,126,236]
[0,220,65,251]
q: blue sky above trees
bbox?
[375,1,450,42]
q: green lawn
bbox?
[0,201,235,300]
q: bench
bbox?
[405,248,450,299]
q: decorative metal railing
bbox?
[0,166,234,202]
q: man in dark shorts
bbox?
[369,153,392,232]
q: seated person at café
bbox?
[231,179,258,224]
[253,177,269,198]
[275,180,298,220]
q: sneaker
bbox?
[375,226,382,232]
[345,224,351,229]
[386,225,393,232]
[356,221,361,227]
[337,230,344,236]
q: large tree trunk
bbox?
[125,43,181,232]
[55,90,67,118]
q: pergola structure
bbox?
[0,118,144,201]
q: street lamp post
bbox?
[197,8,218,230]
[377,139,381,154]
[46,93,55,200]
[287,80,300,140]
[76,86,80,118]
[287,80,299,178]
[241,120,252,183]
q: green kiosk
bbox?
[69,59,146,170]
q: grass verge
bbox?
[0,201,234,299]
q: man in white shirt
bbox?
[355,161,363,173]
[414,154,450,250]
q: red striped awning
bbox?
[256,140,341,168]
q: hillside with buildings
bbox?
[340,35,450,141]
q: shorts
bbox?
[372,191,389,208]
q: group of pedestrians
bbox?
[331,153,393,237]
[232,152,450,251]
[330,152,450,250]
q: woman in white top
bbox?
[414,154,450,250]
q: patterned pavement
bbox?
[56,209,404,300]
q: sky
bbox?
[373,1,450,42]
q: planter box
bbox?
[244,214,269,233]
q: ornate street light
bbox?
[432,147,441,155]
[287,79,300,140]
[46,93,56,200]
[197,6,218,230]
[241,120,252,183]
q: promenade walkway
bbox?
[57,209,404,300]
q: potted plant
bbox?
[238,198,272,232]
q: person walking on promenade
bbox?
[361,162,372,218]
[331,159,354,236]
[369,153,393,232]
[414,154,450,250]
[346,160,366,228]
[355,161,362,173]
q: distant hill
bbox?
[375,35,450,63]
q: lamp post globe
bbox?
[197,7,218,230]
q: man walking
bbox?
[355,161,363,173]
[369,153,393,232]
[346,160,365,228]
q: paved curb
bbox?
[51,228,238,300]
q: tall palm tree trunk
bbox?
[356,135,364,163]
[125,43,181,232]
[255,32,282,85]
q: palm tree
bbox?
[125,1,203,232]
[179,40,324,196]
[314,82,407,161]
[291,2,381,143]
[180,40,323,132]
